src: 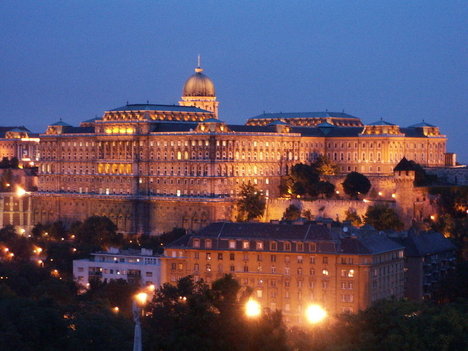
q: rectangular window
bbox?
[297,255,303,264]
[229,253,235,261]
[206,253,211,260]
[271,255,276,262]
[323,257,328,264]
[206,264,211,272]
[256,241,264,250]
[194,264,199,271]
[229,240,236,249]
[297,243,304,252]
[270,241,277,250]
[284,242,291,251]
[230,265,235,272]
[242,241,250,249]
[193,239,200,248]
[205,239,212,249]
[310,256,316,264]
[218,253,223,260]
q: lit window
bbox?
[348,269,355,278]
[193,239,200,248]
[229,240,236,249]
[322,269,329,276]
[242,241,250,249]
[205,239,212,249]
[256,241,264,250]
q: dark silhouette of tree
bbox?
[75,216,123,247]
[342,171,371,198]
[282,204,301,221]
[364,204,404,231]
[236,182,266,221]
[345,209,362,226]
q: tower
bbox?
[179,57,219,118]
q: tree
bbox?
[315,181,335,198]
[236,182,266,222]
[282,204,301,221]
[291,164,320,197]
[75,216,122,247]
[345,209,362,226]
[342,171,371,198]
[364,204,404,231]
[311,155,338,176]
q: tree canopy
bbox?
[236,182,266,221]
[342,171,371,198]
[364,204,404,231]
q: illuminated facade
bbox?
[0,127,40,167]
[30,63,451,234]
[162,222,405,324]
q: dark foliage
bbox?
[342,171,371,198]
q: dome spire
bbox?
[195,54,203,73]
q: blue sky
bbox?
[1,1,467,161]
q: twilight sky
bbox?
[1,1,467,162]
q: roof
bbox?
[249,111,360,120]
[408,121,436,128]
[267,120,289,126]
[0,126,31,138]
[393,157,419,172]
[166,222,404,255]
[50,120,72,127]
[203,118,223,123]
[110,103,211,113]
[61,126,94,134]
[395,231,456,257]
[367,119,395,126]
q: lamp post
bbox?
[133,292,148,351]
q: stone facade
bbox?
[0,63,454,234]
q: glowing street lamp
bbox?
[305,304,327,324]
[245,298,261,318]
[133,291,149,351]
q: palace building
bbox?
[29,62,451,234]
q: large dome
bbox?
[182,67,216,97]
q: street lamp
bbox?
[133,292,148,351]
[305,304,327,324]
[245,298,261,318]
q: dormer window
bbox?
[242,241,250,249]
[297,243,304,252]
[256,242,264,250]
[193,239,200,248]
[205,239,212,249]
[229,240,236,249]
[284,242,291,251]
[270,241,277,251]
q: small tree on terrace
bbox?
[364,204,404,231]
[282,204,301,221]
[342,171,371,198]
[311,154,339,176]
[236,182,266,222]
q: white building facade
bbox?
[73,248,162,288]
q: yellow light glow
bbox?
[134,292,148,306]
[430,215,435,220]
[305,304,327,324]
[245,298,261,318]
[147,284,156,292]
[378,192,383,196]
[16,187,27,197]
[113,306,119,313]
[391,193,396,198]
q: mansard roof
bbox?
[250,111,360,119]
[394,230,456,257]
[0,126,31,138]
[110,103,210,113]
[166,222,404,255]
[408,121,436,128]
